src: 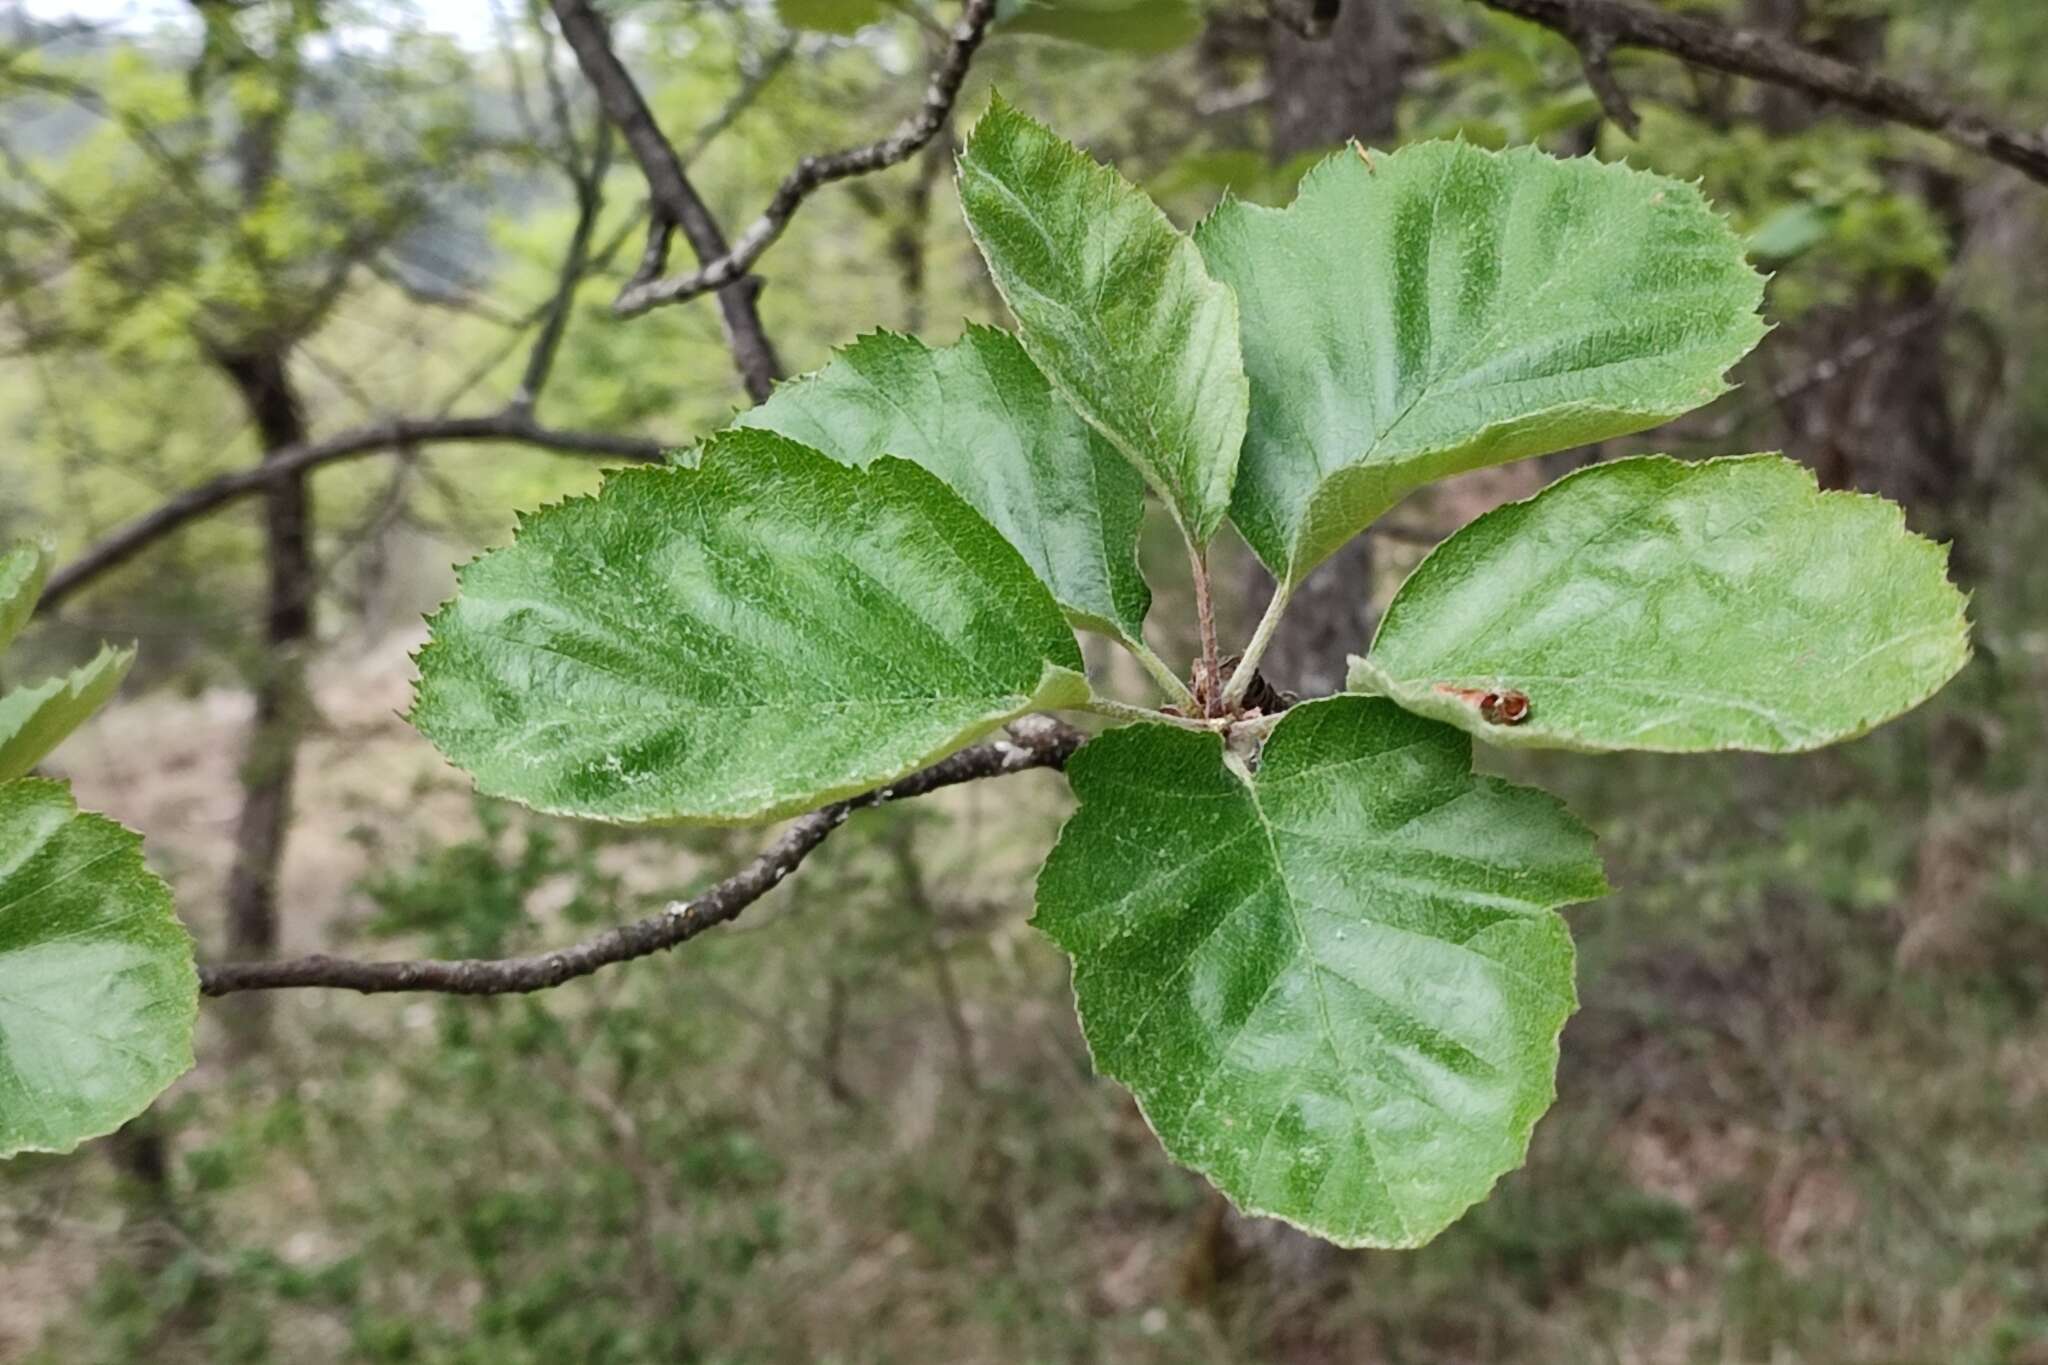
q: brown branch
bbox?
[361,254,521,326]
[546,0,783,400]
[198,716,1085,996]
[609,0,1000,318]
[1476,0,2048,183]
[1768,302,1945,406]
[529,0,596,174]
[1569,24,1640,137]
[38,414,664,611]
[606,42,796,298]
[510,120,615,414]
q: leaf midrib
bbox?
[1248,779,1413,1241]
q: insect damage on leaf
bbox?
[1434,683,1532,727]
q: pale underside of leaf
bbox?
[1035,696,1607,1247]
[412,428,1090,826]
[0,778,197,1158]
[957,94,1248,545]
[0,645,137,781]
[1195,140,1768,583]
[1352,454,1971,753]
[730,324,1152,647]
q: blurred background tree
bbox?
[2,0,2045,1360]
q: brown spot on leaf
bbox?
[1433,683,1532,726]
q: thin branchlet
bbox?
[1481,0,2048,183]
[609,0,1001,317]
[197,717,1083,997]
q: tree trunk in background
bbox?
[1267,0,1407,163]
[214,349,313,1050]
[192,0,316,1052]
[1240,0,1408,699]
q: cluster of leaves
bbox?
[0,543,195,1160]
[410,100,1970,1246]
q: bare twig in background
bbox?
[821,974,857,1108]
[682,38,796,165]
[699,974,868,1110]
[529,0,598,173]
[511,120,616,414]
[1768,303,1946,407]
[38,414,664,611]
[197,716,1084,996]
[426,211,646,419]
[1475,0,2048,184]
[1568,24,1641,136]
[889,823,981,1094]
[361,255,523,326]
[1692,301,1947,444]
[606,0,1000,319]
[37,20,658,618]
[600,38,797,302]
[547,0,784,398]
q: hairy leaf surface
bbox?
[0,779,196,1157]
[732,325,1151,645]
[1035,696,1606,1247]
[1352,455,1971,752]
[0,645,136,781]
[1195,142,1767,581]
[958,95,1247,544]
[413,428,1090,825]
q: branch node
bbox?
[607,0,999,317]
[1573,25,1641,137]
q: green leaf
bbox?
[957,94,1248,545]
[1194,141,1768,583]
[996,0,1202,52]
[412,428,1091,826]
[731,325,1151,646]
[0,777,196,1158]
[0,645,137,781]
[775,0,887,34]
[1035,696,1607,1247]
[1351,455,1971,753]
[0,541,52,655]
[1748,202,1833,264]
